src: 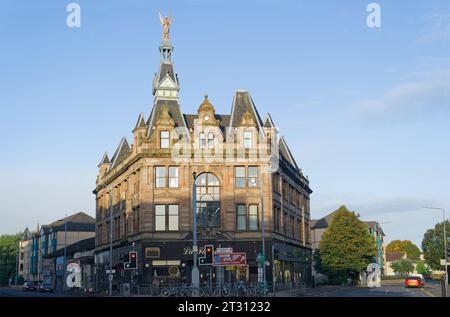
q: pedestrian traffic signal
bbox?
[125,251,137,269]
[199,245,213,265]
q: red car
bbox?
[405,276,423,288]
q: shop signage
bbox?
[213,252,246,266]
[168,266,179,276]
[216,247,233,254]
[145,247,161,259]
[183,247,206,256]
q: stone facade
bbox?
[93,20,312,290]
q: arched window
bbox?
[207,132,214,149]
[199,132,206,149]
[195,173,220,228]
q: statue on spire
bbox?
[159,12,173,41]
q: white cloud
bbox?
[416,13,450,45]
[355,70,450,120]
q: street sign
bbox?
[257,252,265,263]
[213,252,246,266]
[216,247,233,254]
[440,259,448,266]
[106,269,116,274]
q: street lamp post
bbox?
[423,207,448,297]
[191,172,200,297]
[63,216,67,292]
[259,167,267,287]
[108,186,113,296]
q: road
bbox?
[277,280,444,297]
[1,280,444,297]
[0,287,80,297]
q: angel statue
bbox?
[159,12,173,41]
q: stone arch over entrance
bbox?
[195,172,221,228]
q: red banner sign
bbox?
[213,252,246,266]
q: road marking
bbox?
[420,287,435,297]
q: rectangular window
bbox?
[155,166,166,188]
[155,205,166,231]
[243,131,253,149]
[236,205,246,230]
[248,166,258,187]
[168,167,179,188]
[235,167,245,188]
[168,205,179,231]
[160,130,170,149]
[248,205,258,230]
[199,133,206,149]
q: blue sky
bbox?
[1,0,449,248]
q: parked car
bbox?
[409,274,426,285]
[405,276,423,288]
[22,281,37,291]
[39,282,54,292]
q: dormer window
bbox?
[207,132,214,149]
[199,132,206,149]
[243,131,253,149]
[160,130,170,149]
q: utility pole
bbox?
[15,242,20,286]
[260,167,267,288]
[191,172,200,297]
[63,217,67,292]
[109,186,113,296]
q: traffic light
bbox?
[447,247,450,259]
[125,251,137,269]
[199,245,213,265]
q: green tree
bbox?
[386,240,421,260]
[319,206,377,284]
[422,220,450,271]
[415,260,431,276]
[0,233,21,286]
[390,258,414,275]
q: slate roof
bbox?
[280,137,300,171]
[158,62,177,83]
[43,237,95,258]
[264,113,276,128]
[183,114,231,136]
[311,210,342,229]
[146,99,189,139]
[109,137,131,170]
[48,212,95,226]
[230,91,264,130]
[134,112,147,130]
[98,152,110,166]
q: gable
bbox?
[159,76,177,89]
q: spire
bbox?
[98,152,110,167]
[153,13,179,101]
[134,112,147,130]
[158,12,174,62]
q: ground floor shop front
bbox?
[94,239,312,292]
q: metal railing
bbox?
[132,282,272,297]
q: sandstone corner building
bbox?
[93,18,313,292]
